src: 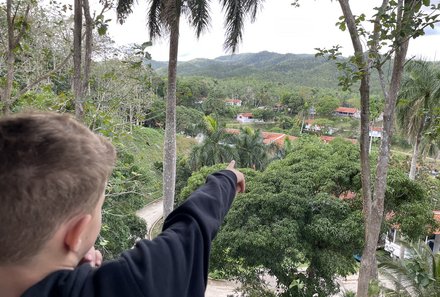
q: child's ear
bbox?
[64,214,92,253]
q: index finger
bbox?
[226,160,236,170]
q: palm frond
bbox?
[243,0,263,22]
[116,0,135,24]
[186,0,211,38]
[397,59,440,143]
[221,0,244,52]
[148,0,165,39]
[379,240,439,297]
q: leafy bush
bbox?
[99,147,149,259]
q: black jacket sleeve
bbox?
[21,170,237,297]
[115,170,237,297]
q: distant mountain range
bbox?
[149,51,358,90]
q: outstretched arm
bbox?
[92,162,245,297]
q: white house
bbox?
[236,113,255,123]
[369,126,383,138]
[304,119,322,132]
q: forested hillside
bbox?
[151,51,384,93]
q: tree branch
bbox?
[12,50,73,100]
[13,4,30,47]
[377,66,389,99]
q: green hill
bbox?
[151,51,383,93]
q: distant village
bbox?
[224,98,383,147]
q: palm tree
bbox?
[397,60,440,180]
[234,127,273,170]
[379,240,440,297]
[116,0,264,218]
[189,116,237,170]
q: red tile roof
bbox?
[371,126,383,132]
[335,107,358,114]
[223,129,297,147]
[238,113,253,117]
[224,130,354,147]
[320,136,357,144]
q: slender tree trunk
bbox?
[163,16,180,218]
[363,29,410,297]
[3,51,15,114]
[338,1,374,294]
[338,1,413,296]
[356,70,378,296]
[2,0,16,114]
[82,0,93,97]
[409,117,425,180]
[73,0,84,120]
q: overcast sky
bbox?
[103,0,440,61]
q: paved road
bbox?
[136,199,163,237]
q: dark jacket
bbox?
[22,170,237,297]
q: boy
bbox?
[0,112,245,297]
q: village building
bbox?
[304,119,322,132]
[304,119,337,135]
[369,126,383,138]
[225,99,242,107]
[334,107,361,118]
[236,113,255,123]
[224,128,297,147]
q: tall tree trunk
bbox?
[356,70,377,295]
[339,1,413,296]
[409,117,425,180]
[1,1,30,114]
[3,50,15,114]
[163,16,180,218]
[73,0,84,120]
[362,24,410,297]
[338,1,374,294]
[82,0,93,98]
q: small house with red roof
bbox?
[304,119,322,132]
[224,128,296,147]
[369,126,383,138]
[261,132,297,146]
[236,113,255,123]
[225,98,242,107]
[335,107,360,118]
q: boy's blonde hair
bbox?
[0,112,116,264]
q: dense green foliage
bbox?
[182,137,364,296]
[384,169,436,240]
[379,241,440,297]
[179,136,438,296]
